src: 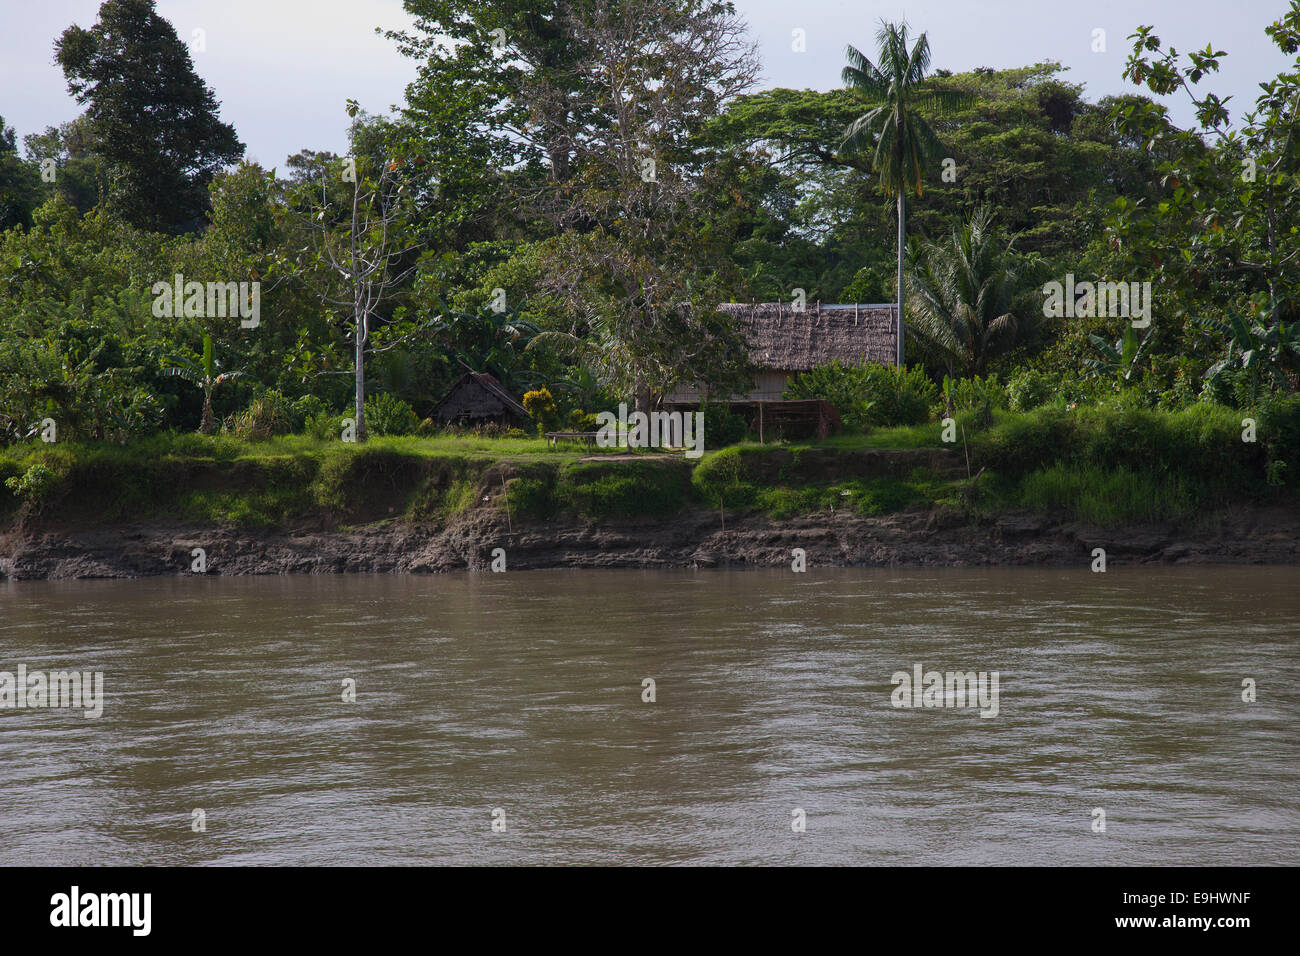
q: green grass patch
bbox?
[557,458,689,518]
[692,446,956,518]
[2,400,1295,530]
[1012,463,1200,525]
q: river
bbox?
[1,567,1296,865]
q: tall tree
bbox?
[22,117,108,215]
[1111,8,1300,321]
[529,0,761,409]
[0,116,41,231]
[387,0,591,247]
[283,118,427,442]
[393,0,760,407]
[56,0,243,233]
[841,22,966,366]
[905,205,1021,382]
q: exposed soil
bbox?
[3,504,1298,579]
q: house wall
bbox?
[435,382,509,421]
[664,369,792,404]
[749,370,792,401]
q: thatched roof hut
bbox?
[721,302,897,372]
[666,302,897,403]
[432,372,531,425]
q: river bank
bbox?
[4,406,1299,578]
[5,502,1300,579]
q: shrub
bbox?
[968,402,1261,503]
[291,394,329,431]
[941,374,1009,424]
[702,404,749,448]
[567,408,599,432]
[507,476,557,517]
[1005,370,1057,411]
[786,361,938,429]
[4,463,59,506]
[691,447,753,508]
[231,390,295,440]
[1259,393,1300,481]
[1076,402,1247,484]
[364,393,418,436]
[1153,358,1204,411]
[305,411,342,441]
[784,360,875,429]
[862,364,938,427]
[522,388,559,432]
[969,406,1076,476]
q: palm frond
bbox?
[914,89,972,114]
[903,32,932,86]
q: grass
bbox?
[2,400,1296,529]
[752,474,960,519]
[1010,463,1200,525]
[555,458,689,518]
[806,422,945,450]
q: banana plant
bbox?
[163,333,243,434]
[1195,304,1300,394]
[1083,325,1155,382]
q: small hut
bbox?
[664,302,898,403]
[661,302,896,441]
[432,372,531,427]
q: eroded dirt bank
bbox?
[3,505,1299,579]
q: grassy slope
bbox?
[2,403,1296,530]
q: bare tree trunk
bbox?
[896,190,906,368]
[351,174,367,442]
[354,308,366,442]
[301,156,418,440]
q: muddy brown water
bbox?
[1,567,1296,865]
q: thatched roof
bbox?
[720,302,897,371]
[432,372,530,421]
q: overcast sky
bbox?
[1,0,1291,167]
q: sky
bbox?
[0,0,1293,167]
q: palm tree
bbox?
[841,21,967,367]
[164,333,242,434]
[905,206,1020,385]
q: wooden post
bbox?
[759,401,764,444]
